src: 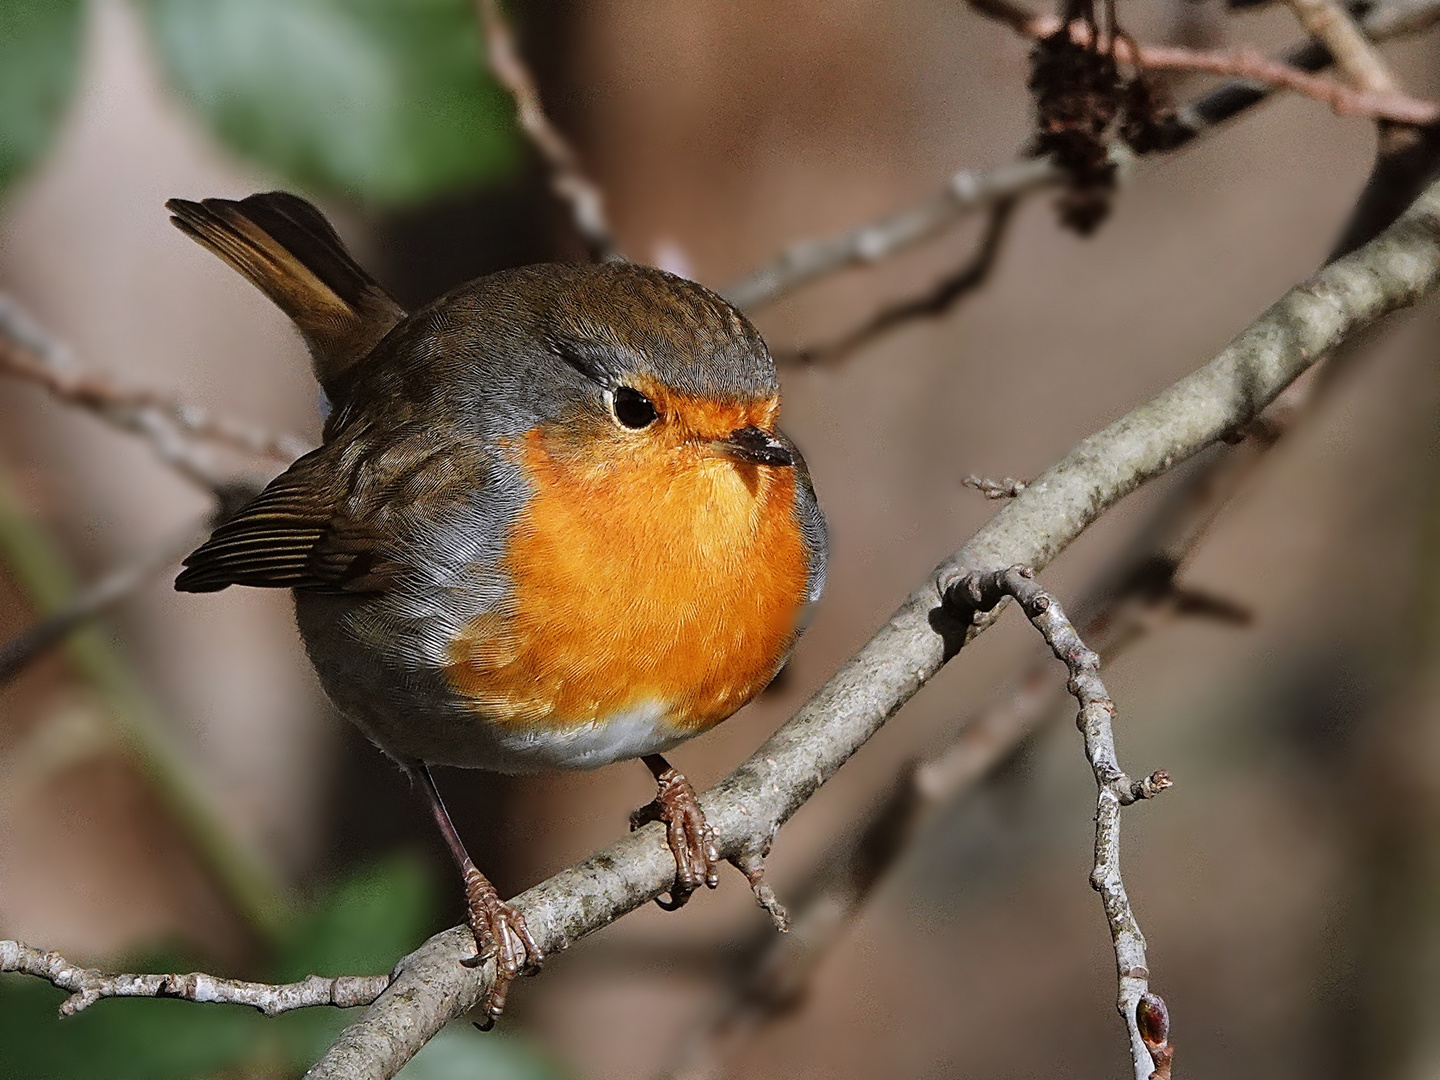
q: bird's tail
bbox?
[166,191,406,392]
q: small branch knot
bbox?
[962,474,1030,499]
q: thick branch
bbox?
[0,940,389,1018]
[663,120,1424,1076]
[950,567,1171,1080]
[471,0,620,262]
[302,170,1440,1080]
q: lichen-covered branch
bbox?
[300,166,1440,1080]
[0,940,389,1018]
[948,567,1171,1080]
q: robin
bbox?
[165,192,827,1020]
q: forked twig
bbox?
[948,567,1171,1080]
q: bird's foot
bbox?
[630,757,719,910]
[458,863,543,1026]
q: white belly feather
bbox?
[483,699,691,771]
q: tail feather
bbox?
[166,192,406,392]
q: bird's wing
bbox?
[175,428,486,595]
[166,192,406,393]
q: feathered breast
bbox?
[442,423,811,733]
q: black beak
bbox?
[722,426,794,467]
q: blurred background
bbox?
[3,0,1440,1077]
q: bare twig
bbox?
[0,294,310,493]
[1284,0,1401,94]
[471,0,621,262]
[1133,44,1431,124]
[720,0,1440,313]
[294,170,1440,1080]
[950,567,1172,1080]
[721,159,1054,311]
[0,515,214,687]
[990,8,1440,126]
[0,940,389,1018]
[963,474,1030,499]
[776,198,1018,365]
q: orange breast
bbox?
[443,417,810,735]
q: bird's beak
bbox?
[720,426,794,467]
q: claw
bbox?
[460,864,543,1022]
[632,756,719,909]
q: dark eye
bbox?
[611,386,658,429]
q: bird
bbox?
[165,191,827,1021]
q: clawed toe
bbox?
[633,755,719,910]
[461,865,543,1023]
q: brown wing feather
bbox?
[175,433,481,595]
[166,192,407,393]
[174,448,362,593]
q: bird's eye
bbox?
[611,386,658,429]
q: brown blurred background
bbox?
[3,0,1440,1077]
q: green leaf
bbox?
[0,973,261,1080]
[138,0,520,206]
[0,861,449,1080]
[0,0,86,195]
[396,1025,568,1080]
[273,855,442,1068]
[275,855,439,980]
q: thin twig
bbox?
[721,159,1055,311]
[0,940,389,1018]
[950,567,1171,1080]
[471,0,621,262]
[292,171,1440,1080]
[719,0,1440,313]
[1130,43,1432,124]
[1284,0,1401,94]
[992,9,1440,126]
[0,515,215,687]
[776,198,1019,365]
[0,294,310,493]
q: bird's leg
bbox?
[629,753,719,910]
[409,763,542,1025]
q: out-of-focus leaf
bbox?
[396,1025,569,1080]
[274,855,441,1067]
[0,971,260,1080]
[138,0,520,206]
[0,0,85,195]
[275,855,438,979]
